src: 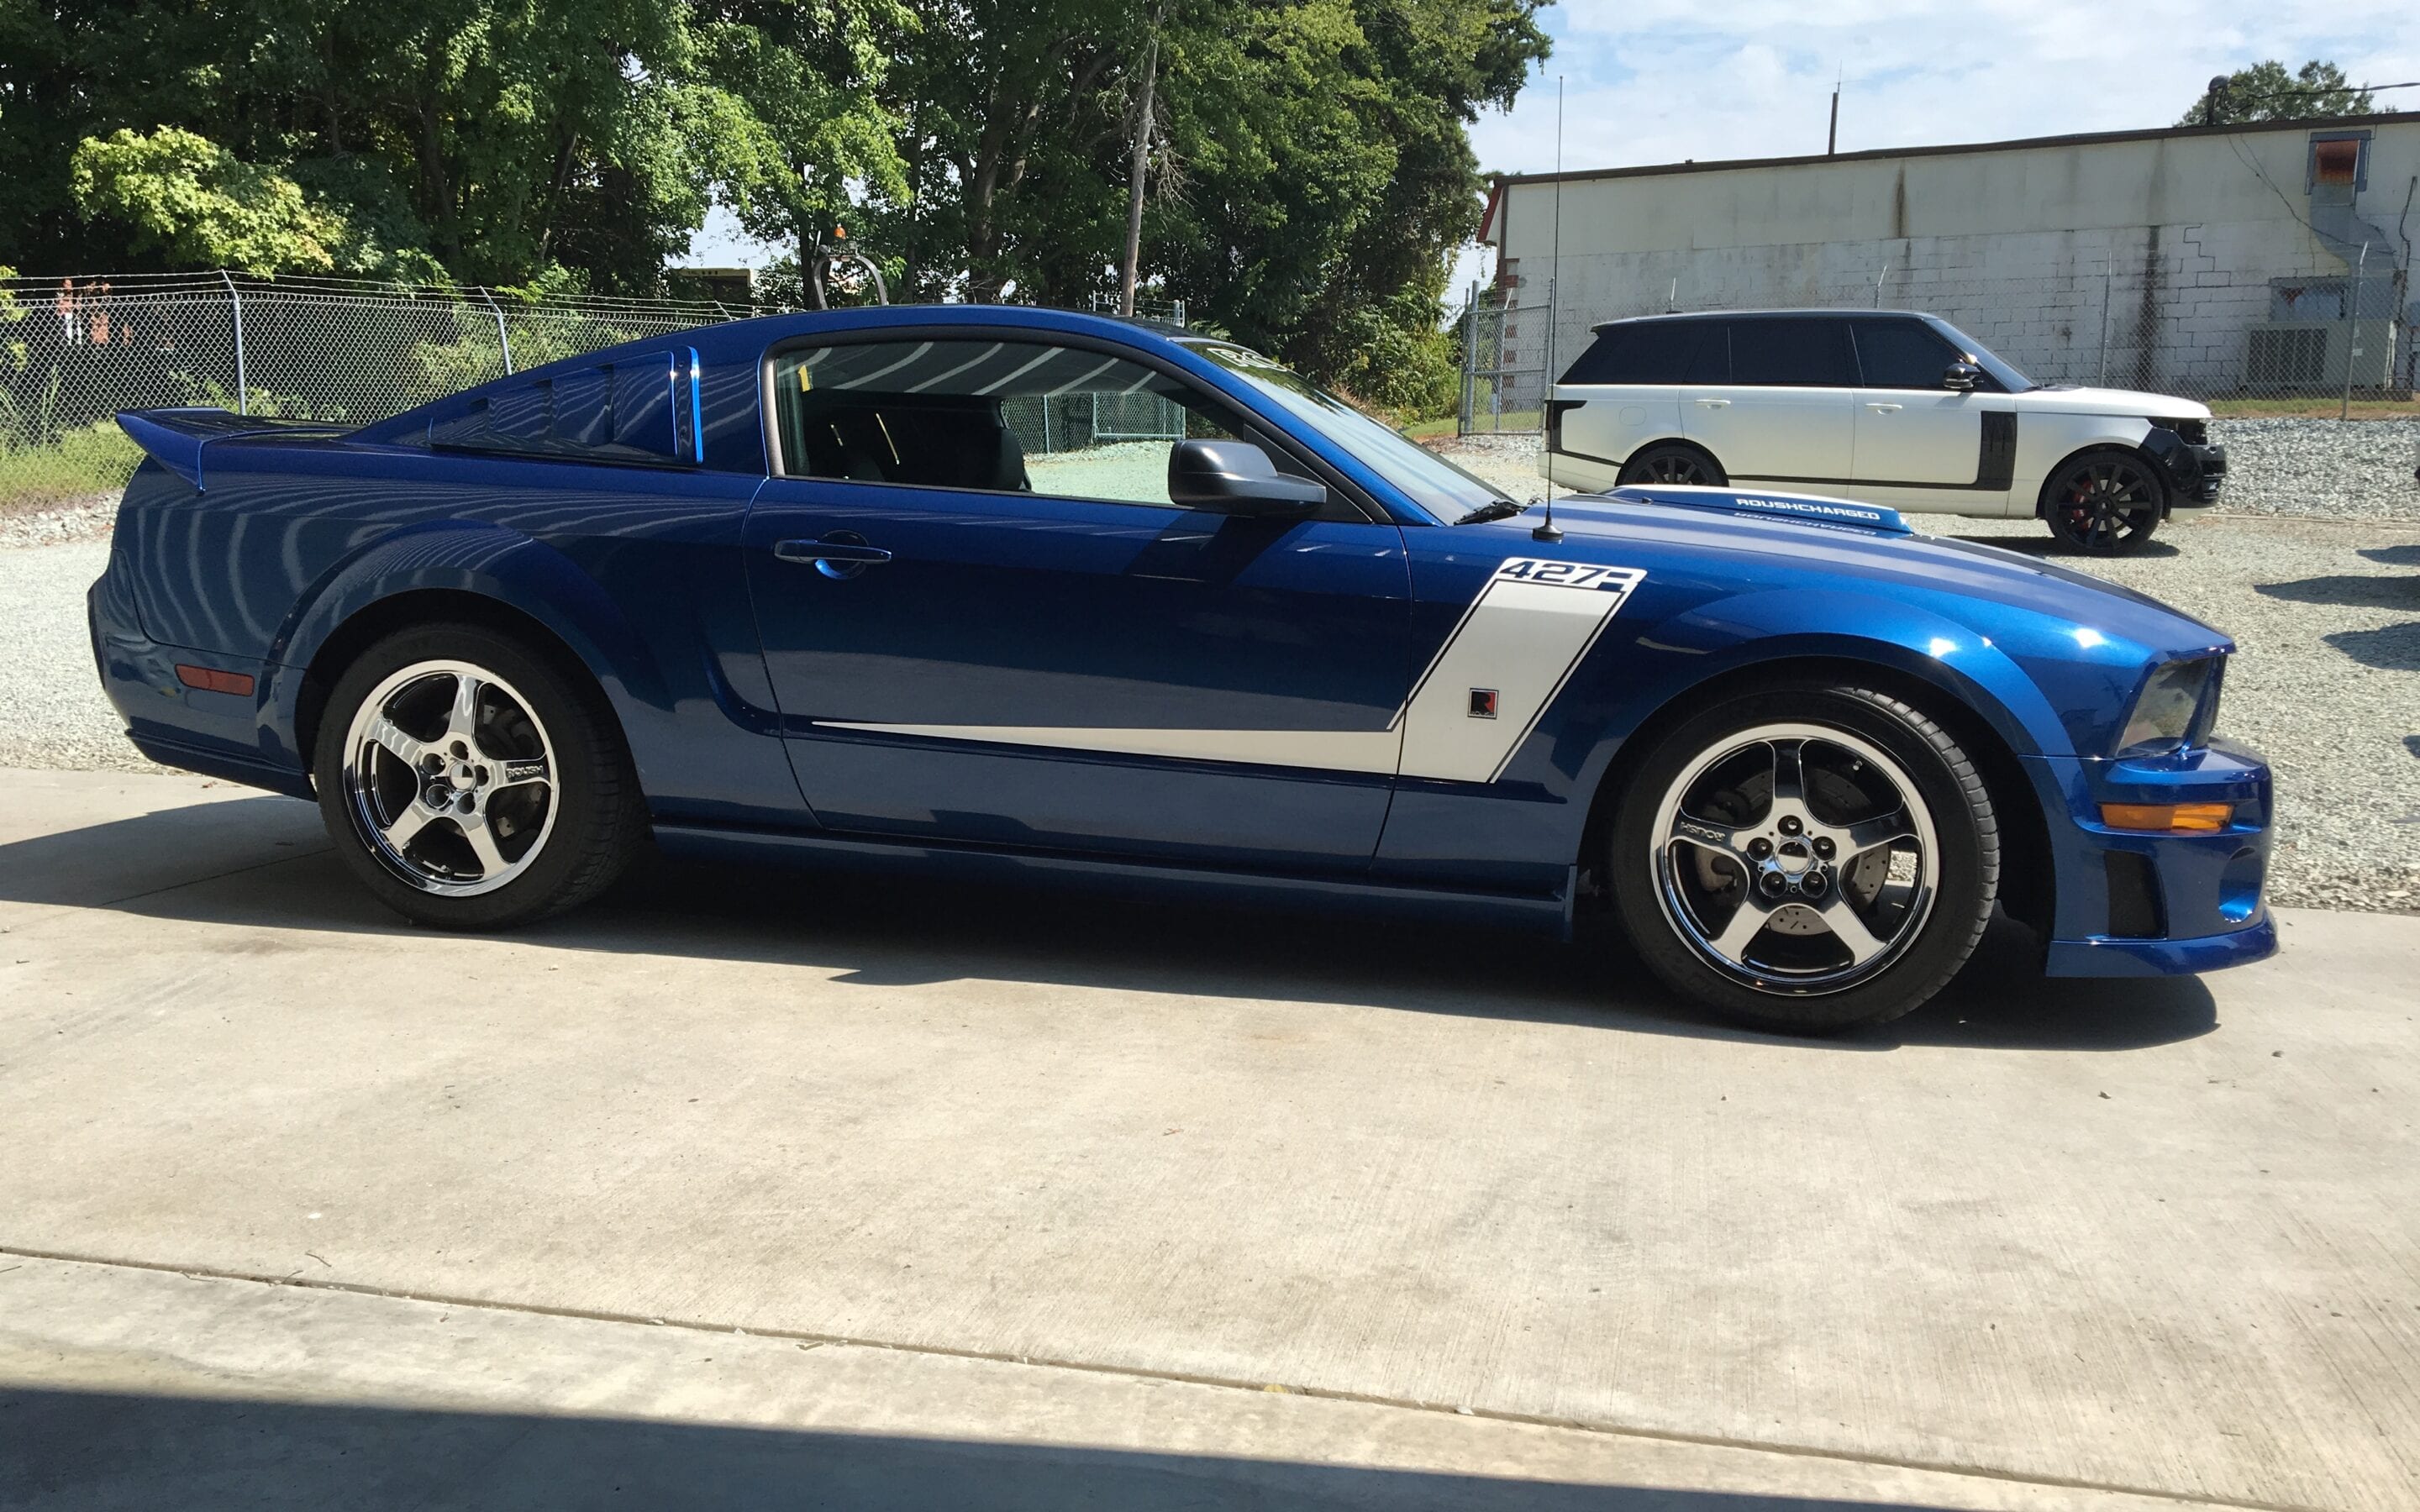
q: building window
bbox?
[2307,131,2370,193]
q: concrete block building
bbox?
[1479,112,2419,404]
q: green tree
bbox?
[2181,60,2376,126]
[70,127,342,275]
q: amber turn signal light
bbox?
[175,664,255,696]
[2100,801,2233,832]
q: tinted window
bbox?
[771,339,1243,505]
[1562,321,1704,385]
[1852,320,1960,389]
[1728,318,1855,387]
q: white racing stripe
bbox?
[818,557,1646,785]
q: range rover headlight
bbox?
[2114,655,2222,757]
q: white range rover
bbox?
[1541,309,2227,554]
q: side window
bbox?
[1851,320,1960,389]
[1562,322,1703,385]
[1729,319,1856,387]
[770,339,1249,506]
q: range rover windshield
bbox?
[1924,318,2035,393]
[1189,341,1506,522]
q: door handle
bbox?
[775,533,892,580]
[1866,402,1903,413]
[1695,397,1731,408]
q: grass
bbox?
[0,420,143,517]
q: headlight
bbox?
[2114,655,2221,757]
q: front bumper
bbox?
[2144,427,2226,508]
[2023,736,2275,977]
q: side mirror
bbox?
[1942,361,1983,392]
[1168,439,1325,517]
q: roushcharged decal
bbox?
[819,557,1647,784]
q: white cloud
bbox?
[1449,0,2420,295]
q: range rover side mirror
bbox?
[1942,361,1983,392]
[1167,439,1326,517]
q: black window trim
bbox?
[756,324,1388,525]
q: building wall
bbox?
[1488,118,2420,396]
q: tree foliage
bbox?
[2181,60,2376,127]
[0,0,1550,410]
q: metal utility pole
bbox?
[1828,81,1840,155]
[1118,6,1166,318]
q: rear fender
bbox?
[263,522,661,774]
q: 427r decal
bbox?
[1491,558,1644,592]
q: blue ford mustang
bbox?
[89,305,2275,1031]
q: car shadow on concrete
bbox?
[1945,533,2182,560]
[0,1387,1993,1512]
[0,795,2219,1055]
[2360,543,2420,567]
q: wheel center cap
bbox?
[449,761,477,790]
[1774,838,1813,874]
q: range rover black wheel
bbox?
[313,622,645,930]
[1618,444,1728,487]
[2043,451,2164,554]
[1608,681,1999,1033]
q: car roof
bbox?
[1587,309,1943,334]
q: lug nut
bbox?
[1800,870,1828,897]
[1759,871,1786,895]
[1747,837,1773,859]
[1778,815,1803,837]
[1813,837,1835,859]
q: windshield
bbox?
[1189,342,1506,522]
[1924,318,2035,393]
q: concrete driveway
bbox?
[2,768,2414,1510]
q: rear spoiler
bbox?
[1607,484,1912,536]
[116,408,347,491]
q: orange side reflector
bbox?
[175,664,255,697]
[2101,802,2233,832]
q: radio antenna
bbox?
[1534,72,1566,544]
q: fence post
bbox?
[1459,280,1479,437]
[218,270,248,415]
[2342,243,2369,421]
[2097,272,2112,386]
[480,287,515,376]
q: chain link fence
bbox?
[1460,260,2417,436]
[1,271,769,514]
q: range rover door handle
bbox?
[1866,402,1903,413]
[1695,397,1731,408]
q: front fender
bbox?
[260,522,663,773]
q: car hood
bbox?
[1490,492,2228,655]
[2014,385,2209,421]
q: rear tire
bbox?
[313,622,644,930]
[1618,444,1728,487]
[1608,681,1999,1033]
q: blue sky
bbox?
[685,0,2420,295]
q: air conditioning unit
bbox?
[2244,319,2396,391]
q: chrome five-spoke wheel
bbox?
[1651,723,1940,995]
[342,659,558,896]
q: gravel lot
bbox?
[7,421,2415,912]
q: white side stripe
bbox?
[813,558,1645,785]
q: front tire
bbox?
[2042,451,2163,554]
[1608,682,1999,1033]
[313,622,644,930]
